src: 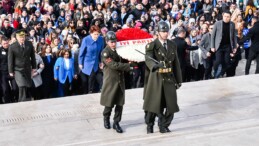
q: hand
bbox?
[54,78,57,81]
[74,75,78,79]
[206,52,211,57]
[236,43,239,48]
[9,73,14,77]
[79,65,83,70]
[99,63,104,69]
[211,48,216,52]
[232,48,237,54]
[153,62,165,71]
[32,72,38,77]
[230,53,235,57]
[39,63,44,68]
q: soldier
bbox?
[143,21,182,134]
[8,29,37,102]
[100,31,134,133]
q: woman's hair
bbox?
[62,49,72,58]
[89,25,101,34]
[41,44,52,57]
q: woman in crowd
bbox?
[41,45,57,98]
[54,49,77,97]
[30,49,44,100]
[78,25,104,94]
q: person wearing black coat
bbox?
[0,19,14,39]
[172,29,198,82]
[240,17,259,74]
[41,46,57,98]
[0,37,18,103]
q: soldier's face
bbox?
[17,35,25,44]
[158,32,168,40]
[107,41,116,49]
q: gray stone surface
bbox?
[0,74,259,146]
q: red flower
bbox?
[116,28,152,41]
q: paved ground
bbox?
[0,73,259,146]
[236,59,256,76]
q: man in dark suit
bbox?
[211,11,237,78]
[172,29,198,82]
[8,29,37,102]
[240,16,259,74]
[199,24,215,79]
[143,21,182,134]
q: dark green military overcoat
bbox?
[143,38,182,114]
[100,46,130,107]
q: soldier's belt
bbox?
[158,68,173,73]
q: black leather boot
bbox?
[147,126,154,134]
[113,122,123,133]
[159,127,171,133]
[104,117,111,129]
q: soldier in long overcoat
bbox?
[143,21,182,134]
[100,31,134,133]
[8,29,36,102]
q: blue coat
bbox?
[78,35,104,75]
[54,57,75,84]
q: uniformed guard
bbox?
[143,21,182,133]
[8,29,37,102]
[100,31,134,133]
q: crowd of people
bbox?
[0,0,259,104]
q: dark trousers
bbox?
[103,105,123,123]
[132,63,145,88]
[42,78,55,98]
[193,64,205,81]
[214,45,231,78]
[245,50,259,75]
[244,47,250,59]
[204,56,215,80]
[62,78,72,96]
[184,66,193,82]
[30,82,43,100]
[0,72,18,103]
[145,111,174,128]
[145,93,174,128]
[80,71,96,94]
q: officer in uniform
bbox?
[8,29,37,102]
[143,21,182,133]
[100,31,134,133]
